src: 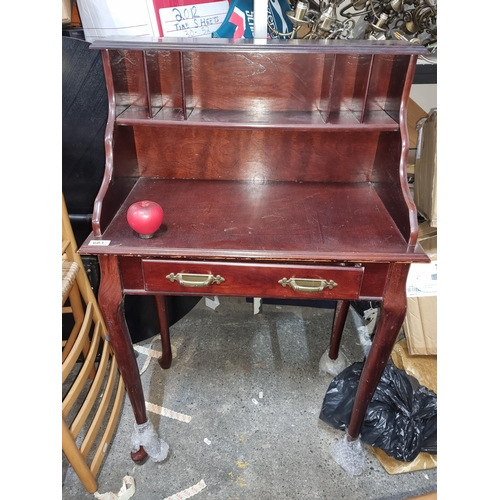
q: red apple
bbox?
[126,200,163,238]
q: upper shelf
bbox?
[94,37,426,131]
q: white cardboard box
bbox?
[76,0,229,41]
[403,224,437,356]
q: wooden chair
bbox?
[62,194,125,493]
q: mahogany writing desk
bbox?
[79,37,429,463]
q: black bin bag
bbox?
[320,362,437,462]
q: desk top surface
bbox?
[80,178,428,263]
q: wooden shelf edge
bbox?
[91,37,429,56]
[115,107,399,131]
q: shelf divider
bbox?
[180,52,188,121]
[142,51,153,119]
[360,55,375,124]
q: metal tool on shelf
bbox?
[281,0,437,62]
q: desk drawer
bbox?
[142,260,363,300]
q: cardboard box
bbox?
[62,0,72,25]
[407,98,428,150]
[403,222,437,356]
[414,109,437,227]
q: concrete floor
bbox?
[62,296,437,499]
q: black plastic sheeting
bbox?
[320,362,437,462]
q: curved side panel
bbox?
[398,54,420,246]
[92,49,117,237]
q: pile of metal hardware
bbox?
[270,0,437,61]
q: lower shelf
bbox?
[82,178,427,263]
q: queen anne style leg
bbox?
[98,255,149,463]
[346,263,410,440]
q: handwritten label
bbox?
[88,240,111,246]
[159,0,229,37]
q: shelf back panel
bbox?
[365,54,410,121]
[124,126,389,183]
[107,49,410,119]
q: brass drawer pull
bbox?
[278,277,337,293]
[166,272,225,287]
